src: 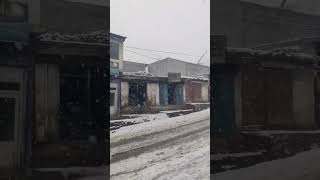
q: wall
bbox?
[212,0,242,47]
[148,58,209,77]
[110,82,119,117]
[110,38,124,73]
[185,63,210,77]
[147,83,160,106]
[292,70,316,128]
[212,0,320,48]
[40,0,108,33]
[241,2,320,48]
[123,61,147,72]
[35,64,59,142]
[148,59,169,77]
[201,83,209,102]
[121,81,129,107]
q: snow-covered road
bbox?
[110,109,210,180]
[212,148,320,180]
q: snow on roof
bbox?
[39,30,108,44]
[181,76,209,81]
[227,47,320,64]
[123,71,155,77]
[123,71,209,81]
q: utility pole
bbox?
[197,50,207,64]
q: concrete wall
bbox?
[147,83,160,106]
[110,38,124,73]
[40,0,108,33]
[123,61,147,72]
[201,83,209,102]
[212,0,320,48]
[148,59,169,77]
[212,0,243,47]
[185,63,210,77]
[292,70,316,128]
[148,58,209,77]
[234,71,242,128]
[121,81,129,107]
[241,2,320,48]
[110,82,119,117]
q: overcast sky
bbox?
[111,0,210,66]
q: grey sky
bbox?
[111,0,210,66]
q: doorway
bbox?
[129,82,146,106]
[0,93,21,168]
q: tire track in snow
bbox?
[111,119,209,163]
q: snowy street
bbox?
[212,148,320,180]
[110,109,210,180]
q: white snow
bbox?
[187,102,210,105]
[111,113,168,124]
[36,166,107,179]
[110,108,210,144]
[122,71,155,77]
[212,148,320,180]
[211,151,265,161]
[243,130,320,137]
[159,109,194,113]
[111,129,210,180]
[181,75,209,81]
[110,109,210,179]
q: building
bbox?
[110,33,126,118]
[123,61,147,72]
[0,0,108,177]
[253,37,320,56]
[212,47,320,135]
[147,57,210,78]
[212,0,320,48]
[120,72,209,114]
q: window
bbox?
[110,92,115,106]
[110,42,120,60]
[0,97,15,141]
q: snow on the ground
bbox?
[187,102,210,105]
[243,130,320,137]
[111,129,210,180]
[111,108,210,144]
[36,166,107,179]
[212,148,320,180]
[77,176,107,180]
[211,151,265,160]
[111,113,168,124]
[159,109,194,113]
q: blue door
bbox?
[212,64,236,135]
[174,84,184,105]
[159,83,168,105]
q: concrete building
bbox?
[120,72,209,114]
[110,33,126,118]
[123,61,147,73]
[0,0,108,177]
[212,48,319,135]
[148,58,210,78]
[212,0,320,48]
